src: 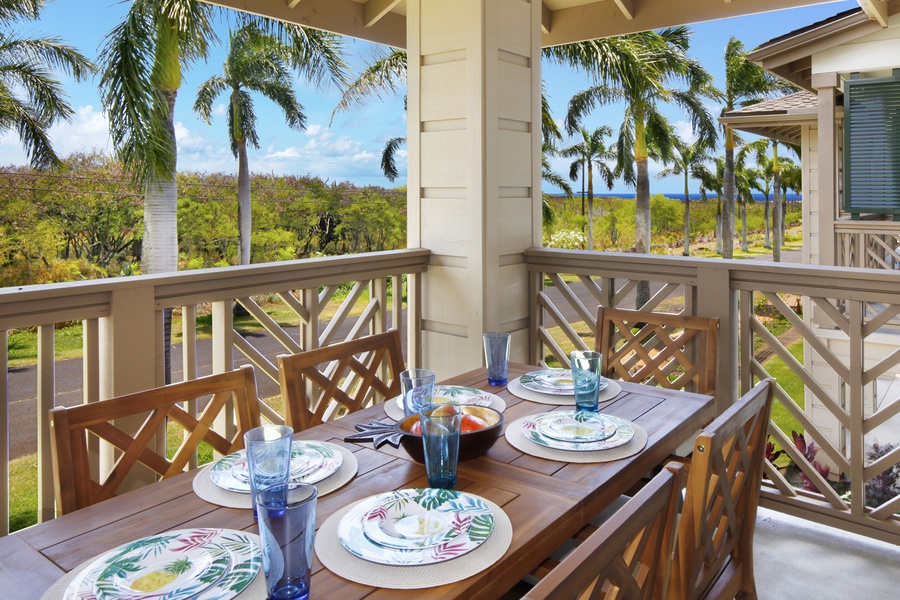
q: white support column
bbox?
[408,0,543,379]
[814,72,841,267]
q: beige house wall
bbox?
[407,0,542,379]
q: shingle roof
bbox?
[723,91,818,117]
[753,7,863,52]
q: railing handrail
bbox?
[0,249,430,329]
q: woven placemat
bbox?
[41,533,267,600]
[504,413,647,463]
[508,377,622,406]
[315,497,512,589]
[383,393,508,421]
[193,443,358,509]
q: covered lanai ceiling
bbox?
[208,0,852,48]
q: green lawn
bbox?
[762,339,805,455]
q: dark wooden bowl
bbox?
[396,405,504,463]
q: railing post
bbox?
[211,301,235,442]
[407,273,422,368]
[37,325,54,523]
[97,286,160,497]
[696,263,737,411]
[0,330,6,535]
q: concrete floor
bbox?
[754,507,900,600]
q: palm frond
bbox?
[381,137,406,182]
[333,48,407,117]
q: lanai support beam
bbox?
[407,0,542,377]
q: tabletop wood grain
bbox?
[4,363,715,600]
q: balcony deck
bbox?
[755,506,900,599]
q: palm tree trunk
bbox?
[142,91,179,275]
[580,163,586,248]
[237,140,251,265]
[773,172,783,263]
[715,198,723,255]
[586,165,594,251]
[763,196,771,248]
[144,89,178,384]
[682,173,690,256]
[635,156,650,309]
[722,140,735,259]
[741,201,748,252]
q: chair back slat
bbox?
[597,307,719,396]
[277,331,404,431]
[669,379,774,600]
[49,365,261,515]
[525,463,685,600]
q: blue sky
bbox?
[0,0,858,193]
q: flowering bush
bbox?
[544,229,586,250]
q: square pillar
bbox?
[407,0,543,378]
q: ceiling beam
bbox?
[205,0,406,47]
[613,0,634,21]
[364,0,401,28]
[541,2,552,34]
[542,0,830,46]
[857,0,889,27]
[286,0,301,8]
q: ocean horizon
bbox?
[548,192,802,202]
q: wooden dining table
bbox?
[5,363,715,599]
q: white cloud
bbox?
[673,120,698,144]
[0,104,110,165]
[212,103,227,117]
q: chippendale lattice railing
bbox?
[836,220,900,271]
[526,248,900,543]
[0,249,428,533]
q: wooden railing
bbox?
[836,220,900,271]
[4,245,900,545]
[525,248,900,544]
[0,249,429,534]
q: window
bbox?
[843,71,900,217]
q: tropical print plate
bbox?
[362,489,476,550]
[394,385,495,411]
[210,440,342,493]
[63,528,261,600]
[519,369,609,396]
[522,413,635,451]
[536,411,617,443]
[338,488,494,565]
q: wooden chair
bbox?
[524,463,685,600]
[668,379,775,600]
[596,307,719,395]
[277,330,405,431]
[49,365,261,515]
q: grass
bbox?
[764,339,805,449]
[9,454,37,533]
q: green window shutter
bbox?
[843,73,900,216]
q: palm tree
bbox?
[695,157,725,255]
[0,0,94,169]
[720,37,796,259]
[559,126,615,250]
[562,27,718,306]
[735,162,757,253]
[194,22,347,265]
[98,0,217,275]
[657,137,712,256]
